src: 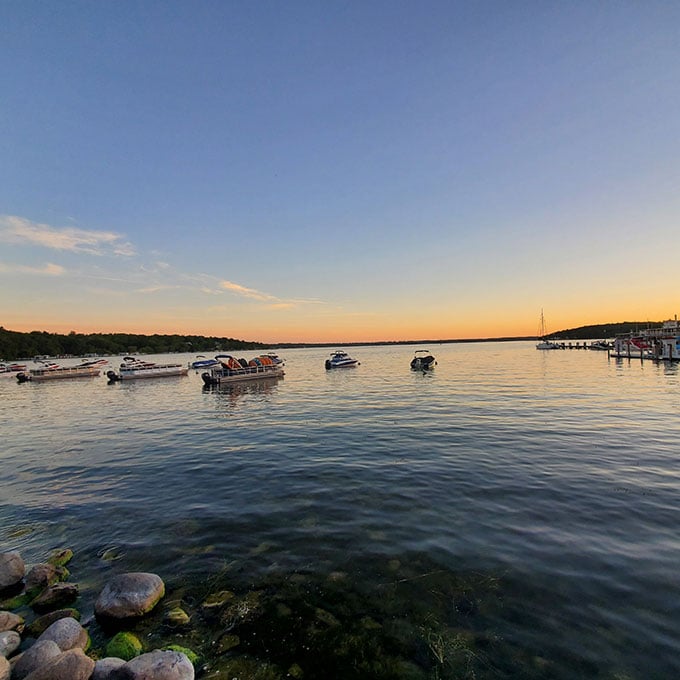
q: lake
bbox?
[1,342,679,678]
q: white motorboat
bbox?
[325,350,359,369]
[201,354,285,386]
[410,350,436,371]
[107,357,188,381]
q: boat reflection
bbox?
[203,375,283,409]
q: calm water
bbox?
[2,342,679,678]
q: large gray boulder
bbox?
[95,573,165,620]
[0,553,24,590]
[11,640,61,680]
[110,650,194,679]
[38,616,88,651]
[22,648,95,680]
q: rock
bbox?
[46,549,73,567]
[30,583,79,612]
[11,639,61,680]
[106,632,142,661]
[22,648,95,680]
[92,657,126,679]
[25,565,67,595]
[110,650,194,679]
[95,573,165,620]
[164,607,190,626]
[0,630,20,657]
[24,609,79,638]
[0,655,9,680]
[0,611,23,633]
[0,553,24,591]
[38,616,88,651]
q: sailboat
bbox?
[536,309,562,350]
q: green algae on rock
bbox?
[106,631,143,660]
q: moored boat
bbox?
[201,354,285,386]
[325,350,359,369]
[106,357,188,381]
[536,309,562,350]
[189,355,220,370]
[0,362,28,378]
[410,350,436,371]
[16,358,108,383]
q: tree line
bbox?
[0,327,267,361]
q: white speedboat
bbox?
[107,357,188,381]
[201,354,284,386]
[325,350,359,369]
[16,358,107,383]
[410,350,436,371]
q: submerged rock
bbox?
[164,607,190,627]
[0,553,25,591]
[95,573,165,620]
[46,549,73,568]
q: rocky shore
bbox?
[0,550,194,680]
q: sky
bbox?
[1,1,679,344]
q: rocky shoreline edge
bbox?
[1,550,196,680]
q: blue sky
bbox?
[1,2,679,342]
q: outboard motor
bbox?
[106,370,120,383]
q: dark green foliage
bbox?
[552,321,663,340]
[0,327,266,361]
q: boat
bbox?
[536,310,562,350]
[106,357,188,381]
[588,340,612,351]
[410,350,436,371]
[0,362,28,378]
[325,350,359,369]
[201,354,285,386]
[16,358,108,383]
[188,355,220,370]
[641,318,680,361]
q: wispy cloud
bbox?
[0,215,136,256]
[220,279,278,302]
[0,261,66,276]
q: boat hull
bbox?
[17,367,102,382]
[108,366,188,381]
